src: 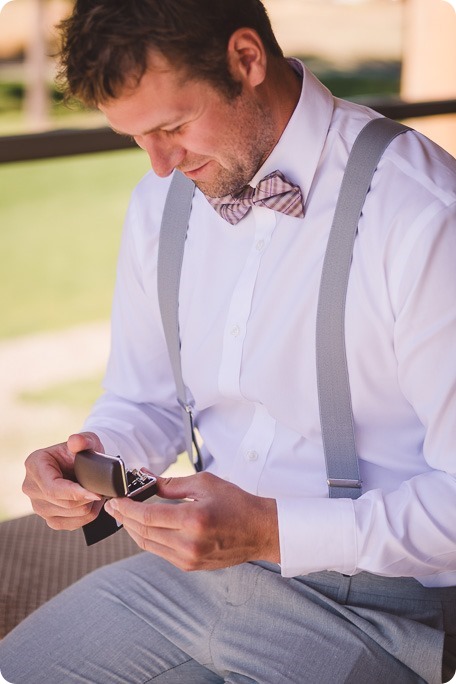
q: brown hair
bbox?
[58,0,283,107]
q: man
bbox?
[1,1,455,682]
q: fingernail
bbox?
[84,494,101,502]
[140,467,155,476]
[107,499,118,511]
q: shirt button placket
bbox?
[218,209,276,401]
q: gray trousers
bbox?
[0,554,455,684]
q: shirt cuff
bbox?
[276,496,357,578]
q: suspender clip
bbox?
[178,398,194,415]
[327,478,362,489]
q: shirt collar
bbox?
[250,59,335,209]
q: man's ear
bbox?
[226,28,267,89]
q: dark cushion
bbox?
[0,514,139,638]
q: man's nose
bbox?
[135,134,185,177]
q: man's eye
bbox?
[164,125,184,135]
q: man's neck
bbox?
[265,57,303,144]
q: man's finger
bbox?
[41,475,101,506]
[105,497,186,529]
[155,471,216,501]
[33,497,102,520]
[122,526,192,568]
[43,499,104,531]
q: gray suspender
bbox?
[157,117,410,493]
[156,171,201,470]
[316,117,409,497]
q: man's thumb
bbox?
[155,474,198,501]
[67,431,103,455]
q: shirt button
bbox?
[230,324,241,337]
[256,239,265,252]
[246,450,259,462]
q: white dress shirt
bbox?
[84,63,456,587]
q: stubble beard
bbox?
[192,96,277,199]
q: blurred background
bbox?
[0,0,455,521]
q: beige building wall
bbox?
[401,0,456,155]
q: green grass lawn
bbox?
[19,374,104,408]
[0,148,149,338]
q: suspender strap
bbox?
[157,170,203,471]
[316,117,409,499]
[157,117,410,487]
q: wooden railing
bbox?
[1,97,456,164]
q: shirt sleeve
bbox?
[277,199,456,586]
[83,176,185,473]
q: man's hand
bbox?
[23,432,104,530]
[104,471,280,571]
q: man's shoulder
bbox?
[330,98,455,207]
[382,128,456,206]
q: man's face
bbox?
[99,54,277,197]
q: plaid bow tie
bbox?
[206,170,305,225]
